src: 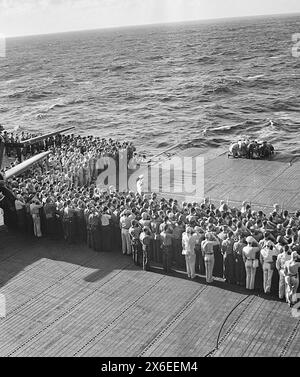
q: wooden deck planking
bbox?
[0,230,299,357]
[151,152,300,210]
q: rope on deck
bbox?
[204,294,254,357]
[279,319,300,357]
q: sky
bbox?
[0,0,300,37]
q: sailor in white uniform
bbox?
[276,245,291,300]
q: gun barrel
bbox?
[22,126,75,146]
[4,151,51,180]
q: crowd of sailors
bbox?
[0,129,137,165]
[0,134,299,308]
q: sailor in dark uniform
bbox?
[43,197,57,237]
[129,220,142,266]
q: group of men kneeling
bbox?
[229,139,275,159]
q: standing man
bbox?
[15,194,26,232]
[140,227,152,271]
[222,231,236,284]
[284,252,300,307]
[129,220,142,266]
[276,245,291,301]
[43,197,57,238]
[120,210,132,255]
[260,241,278,294]
[242,236,261,290]
[201,233,219,283]
[101,206,112,252]
[233,234,246,286]
[182,227,197,279]
[30,198,43,238]
[160,224,173,274]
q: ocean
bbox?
[1,13,300,157]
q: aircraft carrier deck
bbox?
[0,151,299,357]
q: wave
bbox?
[109,64,125,72]
[203,85,233,96]
[147,55,164,61]
[246,74,265,80]
[268,99,300,112]
[160,96,174,103]
[197,55,215,63]
[8,90,25,99]
[36,97,86,114]
[27,91,54,101]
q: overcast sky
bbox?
[1,0,300,37]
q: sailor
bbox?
[182,227,197,279]
[276,245,292,301]
[120,210,132,255]
[201,232,219,283]
[110,205,121,252]
[101,206,112,252]
[136,175,144,196]
[15,194,26,232]
[63,200,76,243]
[93,207,102,252]
[129,220,142,266]
[150,213,163,264]
[221,231,236,284]
[283,251,300,307]
[194,226,205,274]
[260,240,278,294]
[233,234,246,286]
[74,201,86,243]
[160,224,173,274]
[242,236,261,290]
[248,140,257,159]
[229,142,240,158]
[86,207,95,249]
[43,197,57,237]
[139,227,152,271]
[30,198,43,238]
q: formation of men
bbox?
[1,133,299,309]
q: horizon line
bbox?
[6,10,300,39]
